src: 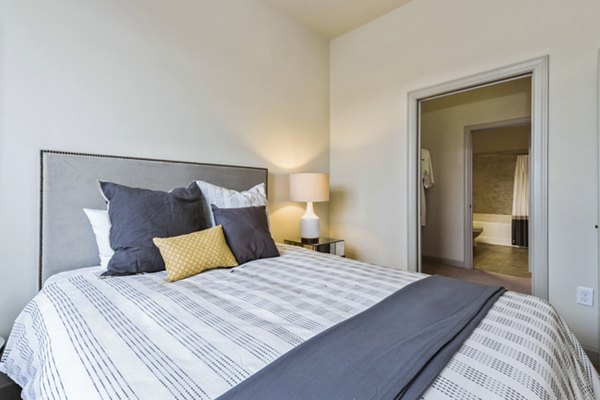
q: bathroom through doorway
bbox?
[419,76,533,294]
[465,118,531,293]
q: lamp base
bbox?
[299,201,320,241]
[300,217,320,241]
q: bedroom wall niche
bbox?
[330,0,600,354]
[0,1,330,339]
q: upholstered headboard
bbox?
[40,150,268,288]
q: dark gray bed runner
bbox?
[217,275,506,400]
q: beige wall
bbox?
[420,79,531,263]
[330,0,600,351]
[0,0,330,339]
[473,125,531,154]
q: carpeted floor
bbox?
[473,243,530,278]
[422,260,531,294]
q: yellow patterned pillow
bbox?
[153,226,238,282]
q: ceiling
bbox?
[267,0,414,39]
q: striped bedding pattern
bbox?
[1,245,599,399]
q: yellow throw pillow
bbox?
[153,225,238,282]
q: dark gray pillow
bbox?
[100,181,207,276]
[211,205,279,265]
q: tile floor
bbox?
[473,243,530,278]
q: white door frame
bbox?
[407,56,549,299]
[596,49,600,362]
[464,117,532,270]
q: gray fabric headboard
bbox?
[40,150,268,288]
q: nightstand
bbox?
[284,237,345,257]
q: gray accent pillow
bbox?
[99,181,207,276]
[211,205,279,265]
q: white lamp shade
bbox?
[289,173,329,202]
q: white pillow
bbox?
[83,208,114,268]
[195,181,268,226]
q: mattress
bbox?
[1,245,599,399]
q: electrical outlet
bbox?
[576,287,594,307]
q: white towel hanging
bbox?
[421,149,434,226]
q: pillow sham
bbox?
[83,208,114,268]
[153,226,238,282]
[196,181,267,226]
[211,205,279,265]
[99,181,207,276]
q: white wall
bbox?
[0,0,330,339]
[330,0,600,351]
[420,79,531,264]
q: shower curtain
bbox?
[511,155,529,247]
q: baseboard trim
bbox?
[584,347,599,366]
[422,255,466,269]
[477,236,512,247]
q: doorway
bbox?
[407,57,548,299]
[466,119,531,293]
[418,78,532,294]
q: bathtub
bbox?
[472,213,512,247]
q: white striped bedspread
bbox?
[1,245,599,400]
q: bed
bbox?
[1,151,599,399]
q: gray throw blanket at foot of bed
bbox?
[217,275,506,400]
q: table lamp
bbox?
[289,173,329,243]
